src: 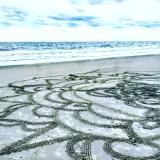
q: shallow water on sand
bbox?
[0,69,160,160]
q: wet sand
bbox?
[0,54,160,86]
[0,55,160,160]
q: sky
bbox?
[0,0,160,41]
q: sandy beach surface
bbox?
[0,55,160,160]
[0,54,160,86]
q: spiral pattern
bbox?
[0,70,160,159]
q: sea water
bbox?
[0,41,160,66]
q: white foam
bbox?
[0,47,160,66]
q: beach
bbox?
[0,54,160,160]
[1,54,160,86]
[1,0,160,157]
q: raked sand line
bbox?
[0,70,160,160]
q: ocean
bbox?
[0,41,160,66]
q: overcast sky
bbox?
[0,0,160,41]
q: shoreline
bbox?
[0,54,160,86]
[0,53,160,68]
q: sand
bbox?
[0,54,160,86]
[0,55,160,160]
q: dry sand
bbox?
[0,55,160,160]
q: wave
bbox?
[0,42,160,66]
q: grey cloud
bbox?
[87,0,124,5]
[48,15,96,22]
[48,15,101,27]
[87,0,107,5]
[0,6,27,26]
[120,18,160,28]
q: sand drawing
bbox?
[0,70,160,159]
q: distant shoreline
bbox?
[0,53,160,68]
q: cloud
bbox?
[0,0,160,41]
[0,6,27,27]
[114,18,160,29]
[0,21,12,26]
[48,15,96,22]
[138,21,160,28]
[87,0,107,5]
[67,22,79,27]
[48,15,98,27]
